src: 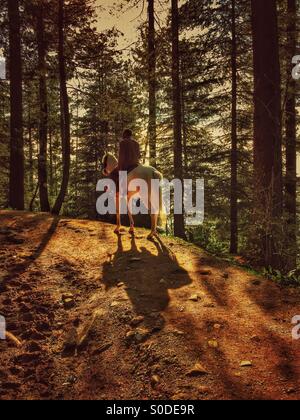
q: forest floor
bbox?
[0,211,300,400]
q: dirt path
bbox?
[0,210,300,400]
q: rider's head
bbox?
[122,129,133,140]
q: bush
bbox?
[262,267,300,286]
[188,221,229,256]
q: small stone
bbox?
[189,294,199,302]
[151,375,160,387]
[110,301,120,308]
[130,316,144,327]
[240,361,252,367]
[213,324,222,330]
[171,329,185,336]
[125,331,136,344]
[117,282,124,288]
[129,258,142,263]
[160,279,166,285]
[208,340,218,349]
[64,298,75,309]
[135,328,150,343]
[62,293,74,301]
[203,303,215,308]
[187,363,209,377]
[62,293,75,309]
[252,280,261,286]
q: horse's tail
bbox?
[153,169,166,229]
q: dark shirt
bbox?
[118,138,141,171]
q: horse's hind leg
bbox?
[127,192,135,236]
[147,188,160,239]
[148,213,159,240]
[128,209,135,236]
[114,193,122,234]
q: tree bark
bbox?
[8,0,24,210]
[49,126,53,197]
[251,0,283,269]
[171,0,185,239]
[148,0,157,167]
[36,1,50,212]
[230,0,238,254]
[27,102,34,194]
[285,0,297,271]
[52,0,71,215]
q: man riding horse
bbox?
[102,129,163,239]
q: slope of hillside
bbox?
[0,211,300,400]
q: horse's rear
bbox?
[128,164,165,234]
[102,154,165,237]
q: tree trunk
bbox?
[285,0,297,271]
[182,86,188,176]
[27,103,34,193]
[251,0,283,269]
[171,0,185,239]
[8,0,24,210]
[148,0,157,167]
[230,0,238,254]
[52,0,71,215]
[49,126,53,197]
[181,58,188,175]
[36,2,50,212]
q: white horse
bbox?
[102,153,164,239]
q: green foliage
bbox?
[262,267,300,287]
[188,221,229,256]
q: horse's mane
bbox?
[102,153,118,176]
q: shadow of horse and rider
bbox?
[102,234,192,331]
